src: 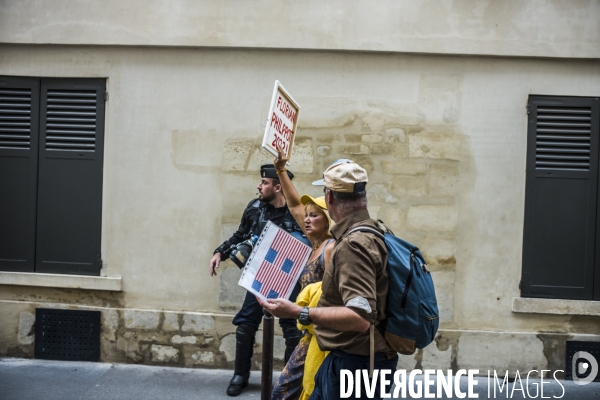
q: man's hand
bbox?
[256,296,301,319]
[209,253,221,276]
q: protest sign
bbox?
[262,81,300,162]
[239,221,311,301]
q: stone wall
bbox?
[1,301,287,371]
[219,95,462,329]
[3,301,598,376]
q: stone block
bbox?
[102,309,120,341]
[124,310,159,330]
[421,340,453,370]
[289,139,314,174]
[172,335,197,345]
[383,160,427,176]
[385,128,406,144]
[431,270,454,323]
[457,332,547,373]
[219,333,236,362]
[408,131,460,161]
[407,206,458,232]
[150,344,179,363]
[430,165,459,198]
[339,144,369,155]
[222,139,252,172]
[182,314,214,333]
[421,236,457,266]
[370,145,392,155]
[191,350,215,364]
[362,134,382,143]
[386,208,404,233]
[316,145,331,157]
[393,145,408,157]
[219,267,246,310]
[247,146,273,171]
[391,177,427,197]
[18,312,35,345]
[163,312,180,332]
[367,184,399,205]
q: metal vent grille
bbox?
[0,88,32,150]
[34,308,101,361]
[45,89,97,152]
[566,341,600,382]
[535,106,592,171]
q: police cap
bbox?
[261,164,294,180]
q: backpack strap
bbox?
[344,225,384,378]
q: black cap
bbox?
[260,164,294,180]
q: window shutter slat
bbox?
[44,89,97,152]
[535,106,592,171]
[0,87,32,150]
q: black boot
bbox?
[282,325,302,363]
[227,324,256,396]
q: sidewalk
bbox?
[1,357,598,399]
[0,358,271,400]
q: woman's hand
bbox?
[274,144,288,173]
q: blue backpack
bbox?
[348,221,439,355]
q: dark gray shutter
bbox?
[0,77,40,272]
[35,78,105,275]
[521,96,599,300]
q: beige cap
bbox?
[312,159,368,193]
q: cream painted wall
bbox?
[0,0,599,58]
[1,45,598,336]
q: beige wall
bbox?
[1,0,599,58]
[1,45,598,334]
[0,1,599,368]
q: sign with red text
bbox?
[262,81,300,162]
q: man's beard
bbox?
[259,192,275,203]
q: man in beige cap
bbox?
[259,159,397,400]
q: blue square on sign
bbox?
[267,290,279,299]
[281,258,294,274]
[265,248,278,263]
[252,280,263,292]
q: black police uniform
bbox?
[213,164,303,396]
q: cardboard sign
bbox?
[238,221,311,301]
[262,81,300,161]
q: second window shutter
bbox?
[35,78,105,276]
[521,96,599,300]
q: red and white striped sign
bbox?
[239,222,311,300]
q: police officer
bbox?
[209,164,303,397]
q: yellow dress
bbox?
[296,282,329,400]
